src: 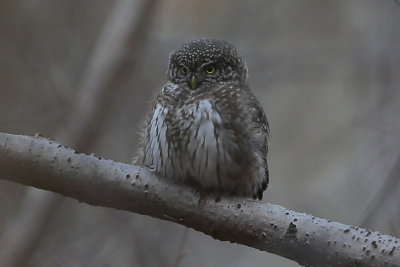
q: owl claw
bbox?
[197,191,209,209]
[257,190,263,200]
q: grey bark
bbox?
[0,133,399,267]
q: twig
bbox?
[172,228,190,267]
[356,155,400,227]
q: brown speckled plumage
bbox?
[140,39,269,199]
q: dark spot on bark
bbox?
[215,196,221,203]
[237,204,241,209]
[144,184,149,189]
[371,241,377,249]
[136,174,139,179]
[285,222,297,239]
[126,174,130,179]
[389,246,396,256]
[261,232,266,238]
[344,228,350,233]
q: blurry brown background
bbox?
[0,1,399,266]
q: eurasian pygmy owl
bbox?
[140,38,269,200]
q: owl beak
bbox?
[190,75,197,90]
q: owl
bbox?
[140,38,269,200]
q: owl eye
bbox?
[180,66,187,75]
[205,65,215,74]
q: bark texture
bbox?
[0,133,399,267]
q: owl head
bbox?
[167,38,248,90]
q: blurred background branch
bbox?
[356,154,400,231]
[0,0,159,266]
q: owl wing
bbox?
[241,86,269,199]
[212,84,269,199]
[251,90,269,198]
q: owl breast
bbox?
[142,89,267,198]
[144,99,233,189]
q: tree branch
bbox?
[0,133,399,267]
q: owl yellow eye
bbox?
[205,65,215,74]
[180,66,187,75]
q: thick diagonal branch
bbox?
[0,133,399,267]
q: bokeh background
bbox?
[0,1,399,266]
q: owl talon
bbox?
[197,191,209,209]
